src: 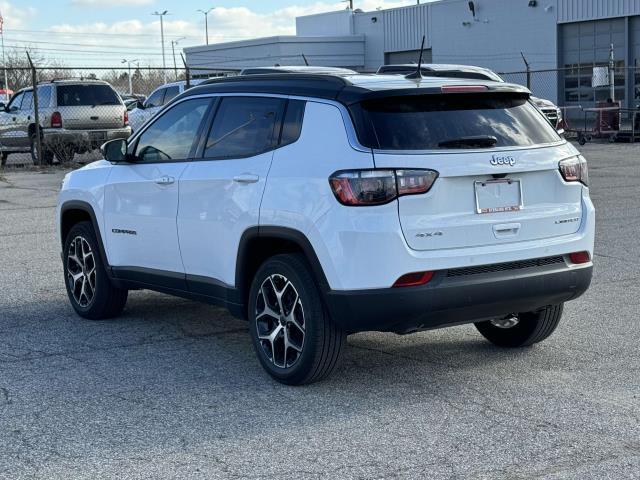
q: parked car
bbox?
[0,79,130,166]
[128,80,205,132]
[240,66,358,76]
[377,63,564,131]
[120,93,146,112]
[57,73,594,385]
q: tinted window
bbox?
[21,91,34,110]
[56,84,120,106]
[353,94,561,150]
[135,98,210,162]
[163,86,180,104]
[145,88,165,108]
[8,92,24,111]
[204,97,284,159]
[280,100,305,146]
[38,86,53,107]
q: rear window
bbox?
[351,93,561,150]
[56,84,120,107]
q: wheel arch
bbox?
[235,226,329,317]
[60,200,111,272]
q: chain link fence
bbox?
[4,61,640,170]
[0,62,227,168]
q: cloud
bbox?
[0,1,37,29]
[70,0,154,6]
[37,1,416,65]
[51,1,415,42]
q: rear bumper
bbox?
[324,262,592,334]
[43,127,131,148]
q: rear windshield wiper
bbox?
[437,135,498,149]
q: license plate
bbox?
[89,131,107,142]
[474,179,522,214]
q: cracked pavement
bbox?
[0,142,639,479]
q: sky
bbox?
[0,0,422,67]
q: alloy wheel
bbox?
[490,315,520,329]
[67,236,96,308]
[255,274,305,369]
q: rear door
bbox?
[178,96,286,289]
[355,92,583,251]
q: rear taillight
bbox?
[124,110,129,126]
[329,169,438,206]
[559,156,588,186]
[393,271,435,288]
[568,251,591,264]
[51,111,62,128]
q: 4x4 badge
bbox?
[491,155,515,167]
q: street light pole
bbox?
[197,8,214,45]
[171,37,185,81]
[153,10,169,83]
[121,59,138,95]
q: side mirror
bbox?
[101,138,129,162]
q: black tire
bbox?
[1,152,7,166]
[63,221,128,320]
[248,253,346,385]
[29,134,54,165]
[475,304,564,348]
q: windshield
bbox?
[351,93,561,150]
[56,84,121,107]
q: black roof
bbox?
[183,73,530,106]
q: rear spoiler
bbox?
[340,82,531,105]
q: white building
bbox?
[185,0,640,109]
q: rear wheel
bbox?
[29,134,54,165]
[63,221,128,319]
[475,304,564,348]
[248,254,346,385]
[1,152,7,166]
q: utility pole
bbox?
[171,37,185,81]
[121,59,138,95]
[609,43,615,102]
[153,10,169,83]
[0,11,8,102]
[197,8,214,45]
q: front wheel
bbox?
[63,221,128,319]
[248,254,346,385]
[475,304,564,348]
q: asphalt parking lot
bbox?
[0,142,639,479]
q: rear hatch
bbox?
[56,83,125,130]
[353,90,584,251]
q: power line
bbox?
[3,37,168,51]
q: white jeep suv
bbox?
[57,74,594,385]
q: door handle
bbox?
[233,173,259,184]
[154,175,175,185]
[493,223,521,239]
